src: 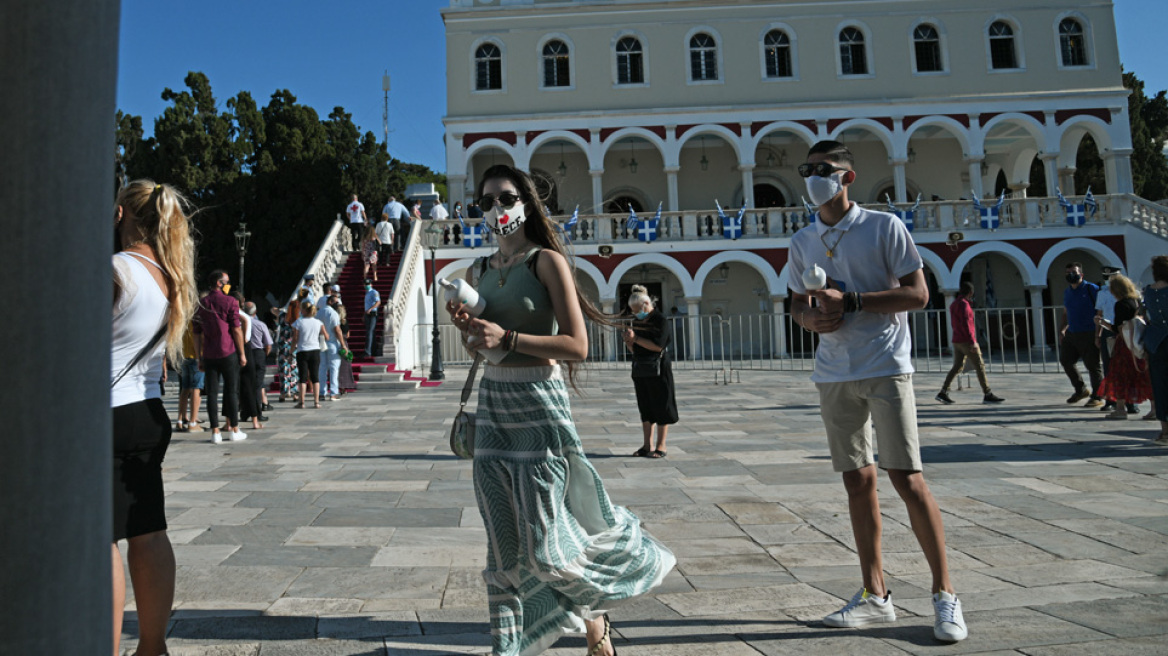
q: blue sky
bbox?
[117,0,1167,175]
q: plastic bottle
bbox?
[439,278,505,363]
[438,278,486,316]
[802,264,827,291]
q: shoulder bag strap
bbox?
[460,353,484,409]
[111,324,167,389]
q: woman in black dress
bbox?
[623,284,678,457]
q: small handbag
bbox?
[1124,316,1148,359]
[450,354,483,459]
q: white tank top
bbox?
[111,252,169,408]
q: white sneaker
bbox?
[230,431,248,442]
[822,588,896,628]
[933,590,967,642]
[211,432,223,444]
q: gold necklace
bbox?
[495,245,529,287]
[818,228,847,258]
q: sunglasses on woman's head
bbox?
[797,162,849,178]
[477,192,523,212]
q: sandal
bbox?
[294,402,304,409]
[651,450,667,458]
[631,447,652,458]
[587,614,616,656]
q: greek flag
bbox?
[625,204,638,231]
[721,203,745,240]
[885,193,921,232]
[457,214,484,248]
[635,217,659,242]
[557,205,579,242]
[971,191,1006,231]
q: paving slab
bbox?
[118,370,1168,654]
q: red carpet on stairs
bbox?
[266,251,443,391]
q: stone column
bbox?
[685,296,703,360]
[966,158,986,199]
[1,1,119,652]
[665,166,680,211]
[1040,153,1060,197]
[1058,167,1077,196]
[1105,150,1135,194]
[739,164,755,209]
[891,159,908,203]
[1028,286,1047,351]
[590,169,604,214]
[1008,181,1030,199]
[447,174,468,206]
[771,295,787,359]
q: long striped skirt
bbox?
[473,365,676,656]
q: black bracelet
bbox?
[843,292,857,313]
[856,292,864,312]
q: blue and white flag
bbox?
[557,205,580,242]
[802,196,818,224]
[625,204,638,231]
[457,214,484,248]
[1056,187,1097,227]
[885,193,922,232]
[722,204,745,240]
[971,191,1006,231]
[634,216,659,242]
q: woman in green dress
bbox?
[449,164,675,656]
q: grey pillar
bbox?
[0,1,120,653]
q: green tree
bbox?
[1125,70,1168,201]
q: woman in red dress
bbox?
[1097,274,1152,419]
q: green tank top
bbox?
[475,248,558,365]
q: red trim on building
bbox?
[525,131,544,144]
[720,123,743,137]
[797,120,819,134]
[675,124,696,138]
[463,132,517,148]
[1055,108,1112,125]
[571,128,592,143]
[751,121,769,136]
[904,114,971,129]
[1026,111,1048,125]
[920,235,1127,270]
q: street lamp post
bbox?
[423,222,445,381]
[234,222,251,296]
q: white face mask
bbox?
[485,201,527,237]
[805,172,845,207]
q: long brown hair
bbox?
[477,164,612,387]
[114,180,198,365]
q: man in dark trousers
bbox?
[194,270,248,443]
[1060,261,1104,407]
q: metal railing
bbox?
[416,305,1075,376]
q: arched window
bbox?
[763,30,792,78]
[913,24,942,72]
[988,21,1018,69]
[542,39,570,87]
[839,27,867,75]
[616,36,644,85]
[474,43,502,90]
[1059,18,1087,66]
[689,33,718,81]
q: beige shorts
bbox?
[815,374,922,473]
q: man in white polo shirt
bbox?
[788,141,967,643]
[429,196,449,221]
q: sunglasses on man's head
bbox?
[797,162,850,179]
[477,192,523,212]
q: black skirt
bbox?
[632,358,679,425]
[112,398,172,541]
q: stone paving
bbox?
[122,367,1168,655]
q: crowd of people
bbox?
[111,150,1168,656]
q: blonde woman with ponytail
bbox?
[111,179,197,656]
